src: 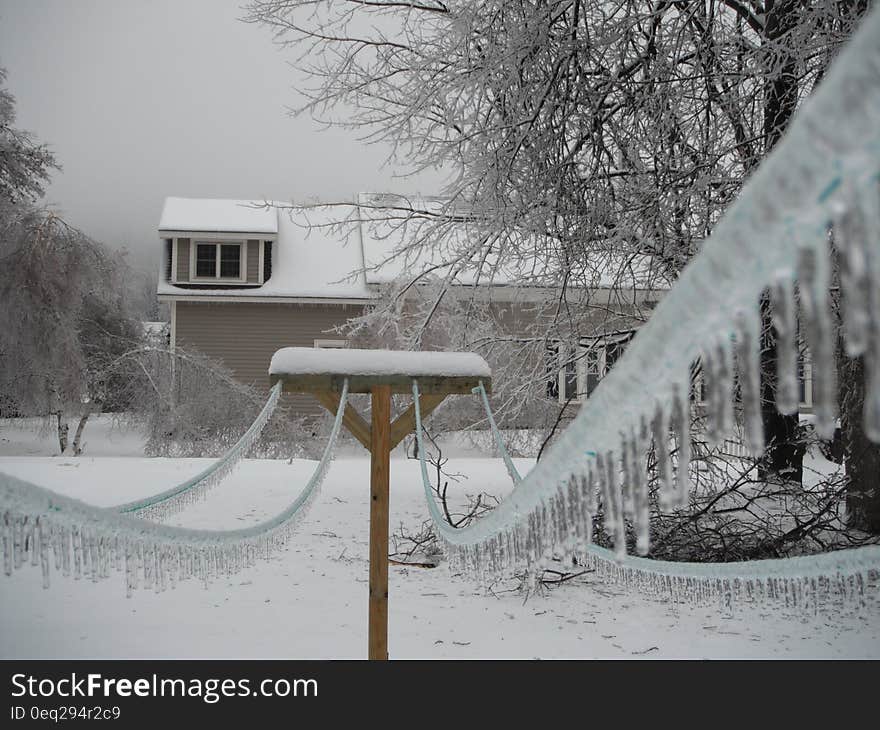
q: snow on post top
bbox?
[269,347,491,379]
[159,197,278,234]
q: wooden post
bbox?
[275,351,492,660]
[368,385,391,660]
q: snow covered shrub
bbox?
[118,346,297,458]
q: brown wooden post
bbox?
[272,353,491,660]
[368,385,391,660]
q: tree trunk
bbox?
[758,293,805,481]
[72,413,90,456]
[840,354,880,533]
[831,0,877,535]
[55,411,68,455]
[759,0,803,483]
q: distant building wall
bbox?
[175,300,365,417]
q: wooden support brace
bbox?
[312,391,372,451]
[388,394,447,450]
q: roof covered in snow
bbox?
[157,196,668,301]
[159,198,278,234]
[157,202,372,300]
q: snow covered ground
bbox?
[0,416,878,659]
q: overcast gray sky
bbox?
[0,0,444,272]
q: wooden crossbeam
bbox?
[389,394,447,450]
[312,391,372,451]
[313,391,449,453]
[273,373,488,395]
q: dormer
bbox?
[159,198,278,287]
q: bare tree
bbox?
[0,203,143,452]
[246,1,879,545]
[245,0,868,432]
[0,67,58,204]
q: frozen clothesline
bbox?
[407,5,880,611]
[0,380,350,595]
[113,381,284,522]
[467,385,880,584]
[414,381,880,611]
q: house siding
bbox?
[175,300,364,417]
[246,240,260,283]
[176,238,190,282]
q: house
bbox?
[156,195,673,418]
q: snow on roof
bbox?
[157,195,668,301]
[157,202,373,300]
[159,197,278,234]
[269,346,491,378]
[356,192,667,290]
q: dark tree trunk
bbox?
[72,413,90,456]
[840,354,880,533]
[54,411,68,455]
[758,293,805,481]
[759,0,803,483]
[831,0,878,535]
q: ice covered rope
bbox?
[0,380,349,595]
[113,381,283,522]
[416,381,879,612]
[410,6,880,609]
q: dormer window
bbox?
[193,241,245,281]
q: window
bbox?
[690,360,706,404]
[220,244,241,277]
[314,339,348,349]
[192,241,244,280]
[546,344,560,399]
[195,244,217,277]
[548,333,633,403]
[690,350,813,408]
[584,347,602,396]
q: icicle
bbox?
[713,338,734,441]
[701,346,721,446]
[604,450,626,559]
[577,469,595,549]
[734,309,765,455]
[652,403,674,510]
[89,532,99,583]
[771,276,800,415]
[51,523,61,573]
[37,517,50,589]
[60,527,70,576]
[2,512,11,576]
[71,526,82,580]
[13,516,23,570]
[113,535,121,573]
[125,540,134,598]
[554,489,569,556]
[565,476,580,551]
[619,432,635,518]
[596,453,612,540]
[670,382,691,509]
[26,517,37,567]
[633,416,651,556]
[831,186,871,356]
[798,244,837,438]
